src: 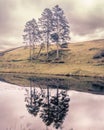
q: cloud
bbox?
[0,0,104,51]
[0,0,19,35]
[66,1,104,34]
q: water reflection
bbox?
[0,73,104,95]
[25,80,45,117]
[25,80,70,129]
[0,74,104,130]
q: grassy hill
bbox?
[0,39,104,77]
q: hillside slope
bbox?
[0,39,104,77]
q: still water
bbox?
[0,74,104,130]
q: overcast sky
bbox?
[0,0,104,51]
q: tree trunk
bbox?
[56,15,59,59]
[29,44,32,61]
[46,44,49,59]
[36,45,42,59]
[56,43,59,59]
[32,43,36,60]
[33,43,35,56]
[46,30,49,59]
[29,31,32,61]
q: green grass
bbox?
[0,39,104,77]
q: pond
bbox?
[0,74,104,130]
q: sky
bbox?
[0,0,104,51]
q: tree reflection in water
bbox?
[50,90,70,129]
[25,80,70,129]
[25,80,45,116]
[40,85,54,127]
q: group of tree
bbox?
[23,5,70,61]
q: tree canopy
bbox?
[23,5,70,62]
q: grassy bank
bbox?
[0,39,104,77]
[0,73,104,95]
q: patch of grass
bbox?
[0,39,104,77]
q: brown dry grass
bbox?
[0,39,104,77]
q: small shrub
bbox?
[93,50,104,59]
[89,48,99,51]
[60,43,68,48]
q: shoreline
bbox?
[0,71,104,79]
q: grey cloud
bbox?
[0,0,16,34]
[68,2,104,37]
[0,0,104,50]
[70,15,104,36]
[0,39,21,51]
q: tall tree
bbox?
[38,8,53,59]
[23,19,34,61]
[23,18,41,60]
[52,5,70,59]
[31,19,41,57]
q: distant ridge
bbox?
[0,46,23,56]
[73,39,104,44]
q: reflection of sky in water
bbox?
[0,81,104,130]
